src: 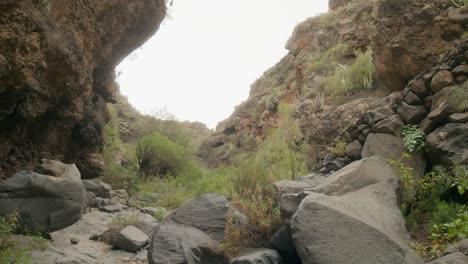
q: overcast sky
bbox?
[117,0,329,129]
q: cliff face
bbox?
[199,0,466,167]
[0,0,166,178]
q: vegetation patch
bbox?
[324,49,376,95]
[402,125,426,153]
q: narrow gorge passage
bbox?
[0,0,467,264]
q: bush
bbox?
[452,0,468,8]
[218,188,281,258]
[324,49,376,95]
[330,140,348,157]
[136,132,188,178]
[402,125,426,153]
[0,212,48,264]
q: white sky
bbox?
[117,0,329,129]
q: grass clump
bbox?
[324,49,376,95]
[329,140,348,157]
[218,187,281,258]
[0,212,48,264]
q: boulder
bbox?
[404,91,422,105]
[110,189,129,205]
[273,174,324,195]
[99,204,123,213]
[430,70,454,93]
[76,153,105,179]
[85,191,97,208]
[170,193,233,241]
[428,86,463,123]
[361,133,426,178]
[134,220,159,238]
[426,123,468,166]
[327,158,345,171]
[419,117,436,134]
[113,226,149,253]
[292,157,423,264]
[128,191,160,208]
[452,65,468,77]
[372,115,404,136]
[279,192,308,227]
[427,252,468,264]
[408,79,429,98]
[345,140,362,160]
[148,221,225,264]
[231,249,283,264]
[82,179,112,198]
[38,159,81,183]
[364,106,394,126]
[397,103,427,124]
[444,239,468,256]
[0,171,86,234]
[449,112,468,123]
[270,226,301,263]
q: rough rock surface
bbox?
[113,225,149,253]
[361,133,426,178]
[76,153,105,179]
[444,239,468,256]
[170,193,232,241]
[426,252,468,264]
[0,170,85,234]
[31,209,154,263]
[292,157,423,264]
[372,1,464,91]
[148,221,225,264]
[270,226,301,264]
[0,0,166,177]
[426,123,468,166]
[230,249,283,264]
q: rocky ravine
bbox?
[0,0,166,179]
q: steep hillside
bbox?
[200,0,467,168]
[0,0,166,179]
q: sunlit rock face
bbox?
[0,0,166,178]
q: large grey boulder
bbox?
[0,170,86,234]
[397,103,427,124]
[148,221,225,264]
[345,140,362,160]
[230,249,283,264]
[113,225,149,253]
[292,157,423,264]
[427,252,468,264]
[426,123,468,166]
[361,133,426,178]
[170,193,232,241]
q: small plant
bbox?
[402,125,426,153]
[387,153,416,211]
[430,205,468,247]
[312,92,325,113]
[330,140,348,157]
[452,0,468,8]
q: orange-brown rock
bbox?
[372,0,465,91]
[0,0,166,177]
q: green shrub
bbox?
[230,159,272,199]
[330,141,348,157]
[387,153,416,212]
[448,81,468,113]
[218,189,281,258]
[324,49,376,95]
[402,125,426,153]
[0,213,48,264]
[136,132,188,178]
